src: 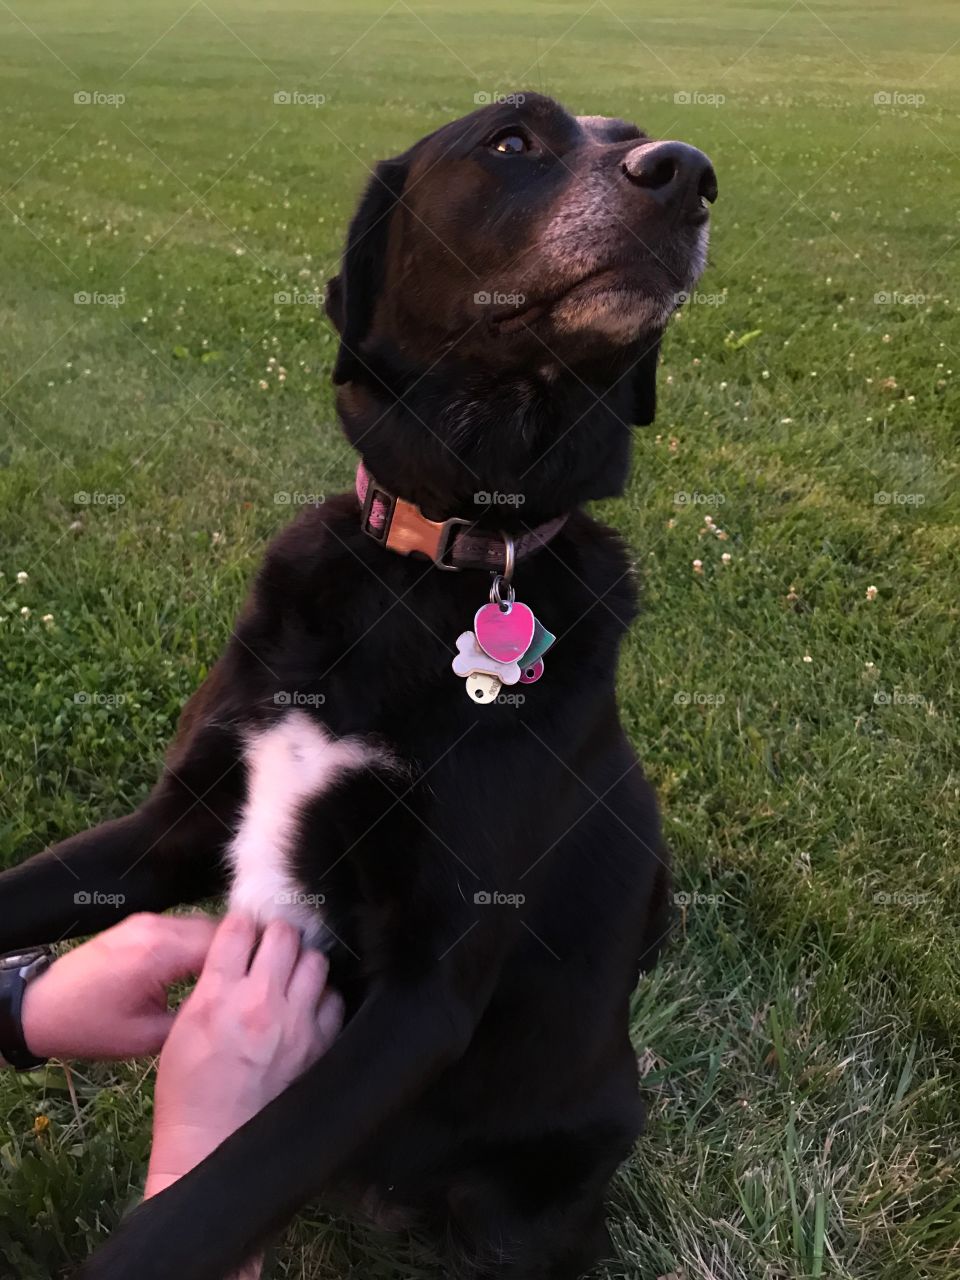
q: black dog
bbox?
[1,93,716,1279]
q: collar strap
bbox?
[356,463,567,573]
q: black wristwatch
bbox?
[0,948,54,1071]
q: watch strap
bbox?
[0,952,52,1071]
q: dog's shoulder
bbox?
[255,491,360,601]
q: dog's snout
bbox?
[622,140,718,211]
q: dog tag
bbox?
[452,631,521,685]
[519,657,545,684]
[519,619,555,668]
[465,672,501,704]
[474,601,535,664]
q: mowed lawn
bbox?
[1,1,959,1276]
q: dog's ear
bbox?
[627,333,662,425]
[325,156,409,385]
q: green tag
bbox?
[519,618,555,668]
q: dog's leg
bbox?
[637,853,672,975]
[447,1191,613,1279]
[0,724,242,950]
[75,966,492,1280]
[465,1206,610,1280]
[0,802,227,951]
[444,1137,627,1280]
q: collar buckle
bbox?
[433,514,473,570]
[359,475,392,543]
[357,462,567,573]
[360,480,471,570]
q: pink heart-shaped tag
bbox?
[474,601,535,664]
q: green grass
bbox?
[1,1,959,1276]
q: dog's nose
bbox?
[622,140,718,212]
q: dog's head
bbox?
[326,93,717,519]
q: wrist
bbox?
[19,971,56,1061]
[144,1141,265,1277]
[143,1170,180,1199]
[0,950,54,1069]
[147,1120,223,1192]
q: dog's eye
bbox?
[490,131,529,155]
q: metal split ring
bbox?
[489,574,516,609]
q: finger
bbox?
[200,913,258,984]
[133,1010,177,1056]
[315,988,344,1053]
[248,918,301,998]
[139,915,220,986]
[286,947,329,1011]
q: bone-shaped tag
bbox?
[452,631,521,685]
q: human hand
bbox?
[145,914,343,1200]
[20,913,217,1061]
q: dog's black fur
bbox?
[0,94,716,1279]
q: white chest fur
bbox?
[226,710,375,946]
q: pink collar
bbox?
[356,463,567,573]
